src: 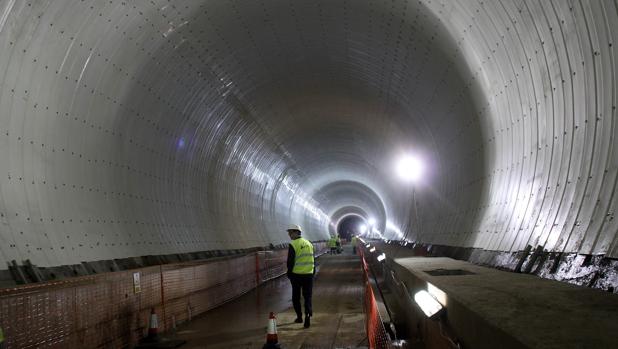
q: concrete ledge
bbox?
[388,256,618,349]
[382,241,618,293]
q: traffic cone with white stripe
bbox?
[136,308,189,348]
[146,308,160,342]
[262,312,281,349]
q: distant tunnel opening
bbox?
[337,215,365,241]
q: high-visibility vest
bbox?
[351,236,358,246]
[290,238,314,274]
[328,237,337,248]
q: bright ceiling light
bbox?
[367,218,376,226]
[369,247,376,252]
[377,253,386,262]
[358,224,367,234]
[414,290,444,318]
[396,155,424,182]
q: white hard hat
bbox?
[286,224,302,232]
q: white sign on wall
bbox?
[133,272,141,294]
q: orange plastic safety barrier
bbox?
[0,243,326,349]
[359,247,392,349]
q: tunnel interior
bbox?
[0,0,617,286]
[336,215,366,241]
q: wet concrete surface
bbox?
[175,247,367,348]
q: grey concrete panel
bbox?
[0,0,617,271]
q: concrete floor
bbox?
[175,248,367,348]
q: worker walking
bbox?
[351,235,358,254]
[336,235,342,254]
[286,224,315,328]
[328,235,337,254]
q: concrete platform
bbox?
[174,249,367,348]
[388,255,618,349]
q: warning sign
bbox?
[133,272,141,294]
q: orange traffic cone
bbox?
[262,312,281,349]
[135,307,188,348]
[146,308,160,342]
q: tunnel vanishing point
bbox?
[0,0,617,346]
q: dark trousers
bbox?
[289,273,313,317]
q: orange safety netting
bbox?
[0,243,326,349]
[359,247,392,349]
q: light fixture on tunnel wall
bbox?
[366,244,371,248]
[367,219,377,239]
[377,253,386,262]
[427,282,447,306]
[176,137,186,149]
[396,154,424,182]
[369,247,376,252]
[413,290,444,319]
[358,224,368,235]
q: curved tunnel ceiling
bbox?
[316,180,387,235]
[0,0,617,269]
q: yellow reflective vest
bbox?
[290,238,315,274]
[328,237,337,248]
[351,236,358,246]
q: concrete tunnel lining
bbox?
[0,0,617,286]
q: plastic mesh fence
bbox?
[360,248,392,349]
[0,243,326,349]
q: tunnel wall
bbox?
[0,0,330,272]
[0,0,617,280]
[417,0,618,258]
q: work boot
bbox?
[304,315,311,328]
[294,316,303,323]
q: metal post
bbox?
[160,265,167,331]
